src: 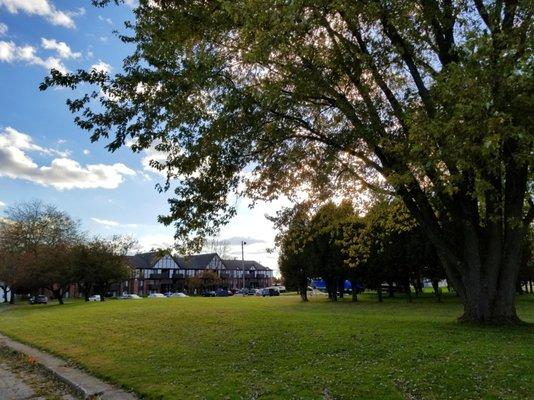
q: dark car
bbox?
[29,295,48,305]
[215,289,229,297]
[202,290,216,297]
[261,288,280,297]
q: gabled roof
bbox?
[127,251,269,272]
[222,259,271,271]
[175,253,221,270]
[127,251,160,269]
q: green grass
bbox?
[0,294,533,399]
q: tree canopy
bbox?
[0,200,133,304]
[42,0,533,323]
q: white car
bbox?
[170,292,188,298]
[148,293,166,298]
[88,295,101,302]
[120,294,143,300]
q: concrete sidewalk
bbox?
[0,334,137,400]
[0,349,77,399]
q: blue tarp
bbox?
[311,279,364,292]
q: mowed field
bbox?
[0,294,533,400]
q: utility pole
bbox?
[241,240,247,291]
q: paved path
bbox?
[0,334,137,400]
[0,349,78,399]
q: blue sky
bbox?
[0,0,280,271]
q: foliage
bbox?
[0,295,533,399]
[186,270,222,292]
[0,200,82,304]
[41,0,534,322]
[278,199,444,302]
[0,201,134,304]
[72,236,136,301]
[277,204,313,300]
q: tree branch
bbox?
[379,13,435,116]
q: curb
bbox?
[0,333,137,399]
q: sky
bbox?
[0,0,283,273]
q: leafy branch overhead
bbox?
[41,0,533,324]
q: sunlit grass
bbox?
[0,294,532,399]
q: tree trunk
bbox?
[415,276,422,297]
[405,280,412,303]
[432,279,442,302]
[350,279,358,302]
[53,289,64,305]
[299,286,308,302]
[377,286,383,302]
[393,146,531,325]
[332,281,338,302]
[9,290,14,304]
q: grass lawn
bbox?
[0,294,533,400]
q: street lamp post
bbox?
[241,240,247,291]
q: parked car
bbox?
[119,294,143,300]
[88,294,101,302]
[215,289,230,297]
[169,292,188,298]
[29,295,48,305]
[261,288,280,297]
[202,290,216,297]
[148,293,166,298]
[237,288,255,296]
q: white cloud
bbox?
[0,23,7,36]
[98,15,113,25]
[91,60,111,74]
[0,0,82,28]
[41,38,80,59]
[91,217,139,228]
[91,217,119,226]
[0,40,67,73]
[83,149,90,155]
[137,232,175,251]
[0,127,69,157]
[0,40,15,62]
[124,0,138,7]
[0,127,136,190]
[0,201,5,207]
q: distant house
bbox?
[114,251,273,295]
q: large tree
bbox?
[72,236,135,301]
[0,201,82,304]
[307,202,354,301]
[278,207,313,302]
[43,1,533,323]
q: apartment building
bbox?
[116,251,273,295]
